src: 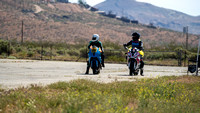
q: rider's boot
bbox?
[140,60,144,68]
[140,68,144,76]
[85,61,90,74]
[140,60,144,76]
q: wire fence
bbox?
[103,49,186,66]
[1,40,188,66]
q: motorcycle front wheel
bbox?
[92,60,100,74]
[129,60,137,76]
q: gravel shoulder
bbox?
[0,59,188,89]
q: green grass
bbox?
[0,76,200,112]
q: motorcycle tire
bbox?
[92,60,96,74]
[129,62,133,76]
[92,60,100,74]
[93,68,100,74]
[97,68,100,74]
[134,71,139,75]
[131,60,137,76]
[95,66,100,74]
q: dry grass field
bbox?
[0,0,199,49]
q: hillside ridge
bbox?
[0,0,198,48]
[95,0,200,34]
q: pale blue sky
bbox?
[69,0,200,16]
[137,0,200,16]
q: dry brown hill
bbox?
[0,0,199,49]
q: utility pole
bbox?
[21,20,24,44]
[183,26,189,66]
[196,37,200,76]
[40,37,44,60]
[183,26,189,50]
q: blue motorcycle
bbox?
[88,46,102,74]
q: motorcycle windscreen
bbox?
[88,48,101,63]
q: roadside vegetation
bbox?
[0,76,200,112]
[0,0,199,66]
[0,39,198,66]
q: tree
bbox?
[78,0,90,8]
[78,0,87,6]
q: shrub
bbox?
[56,49,65,55]
[27,51,34,57]
[67,50,79,56]
[80,48,87,58]
[145,52,177,60]
[106,56,125,62]
[15,46,22,52]
[18,51,27,58]
[7,56,16,59]
[103,41,122,49]
[0,39,9,54]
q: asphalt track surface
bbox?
[0,59,188,89]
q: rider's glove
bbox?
[123,44,127,47]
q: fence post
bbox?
[177,50,179,66]
[184,50,187,66]
[21,20,24,44]
[7,40,10,57]
[40,41,43,60]
[180,50,182,66]
[86,46,87,62]
[50,44,52,60]
[196,38,200,76]
[178,50,182,66]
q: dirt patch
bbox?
[47,3,55,9]
[127,101,138,110]
[54,3,89,13]
[175,76,200,84]
[34,5,44,13]
[167,76,200,84]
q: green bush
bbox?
[103,41,122,50]
[18,51,27,58]
[15,46,22,52]
[80,48,87,58]
[106,56,125,62]
[56,49,65,55]
[0,39,9,55]
[67,50,79,56]
[27,51,34,57]
[7,56,16,59]
[145,52,177,60]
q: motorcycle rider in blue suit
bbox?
[85,34,105,74]
[123,32,144,74]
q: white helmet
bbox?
[92,34,99,42]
